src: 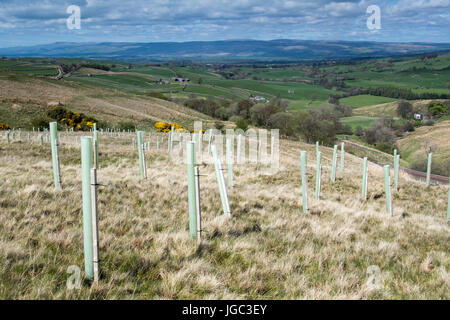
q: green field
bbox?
[340,95,397,108]
[1,52,448,119]
[340,116,379,130]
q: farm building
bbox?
[250,96,268,103]
[172,77,190,83]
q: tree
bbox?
[198,77,203,85]
[355,126,364,137]
[237,100,254,120]
[396,100,413,119]
[428,100,448,117]
[292,108,340,146]
[268,113,294,137]
[215,107,230,121]
[234,118,248,131]
[250,104,280,127]
[364,122,396,146]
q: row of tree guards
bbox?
[3,123,450,285]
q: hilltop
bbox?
[2,40,450,62]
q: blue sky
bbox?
[0,0,449,47]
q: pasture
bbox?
[0,129,449,299]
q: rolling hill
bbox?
[2,40,450,62]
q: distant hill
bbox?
[1,39,450,62]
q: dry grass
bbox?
[0,132,448,299]
[397,120,450,163]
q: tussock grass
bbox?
[0,133,448,299]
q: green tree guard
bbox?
[426,153,433,186]
[50,122,61,189]
[315,151,322,200]
[362,157,368,200]
[300,151,308,213]
[93,124,99,169]
[137,131,145,179]
[211,145,231,216]
[340,142,345,172]
[226,138,234,188]
[384,165,393,216]
[394,154,400,190]
[81,137,94,280]
[331,145,338,182]
[187,142,198,240]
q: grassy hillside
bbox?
[0,132,448,299]
[0,70,215,130]
[340,95,397,108]
[397,121,450,175]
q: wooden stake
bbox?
[300,151,308,213]
[315,151,322,200]
[331,145,338,182]
[384,165,393,216]
[340,142,345,172]
[194,166,202,243]
[90,168,100,285]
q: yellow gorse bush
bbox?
[48,106,96,131]
[0,123,10,130]
[154,122,205,133]
[155,122,188,133]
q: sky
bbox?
[0,0,449,48]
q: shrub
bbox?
[268,112,294,137]
[337,124,353,135]
[214,121,225,131]
[396,100,413,119]
[235,118,248,131]
[184,98,219,118]
[424,120,435,126]
[147,92,171,101]
[47,106,96,131]
[333,104,353,118]
[364,123,395,146]
[427,101,448,117]
[376,143,394,154]
[403,121,415,132]
[154,122,188,133]
[355,126,364,137]
[215,107,230,121]
[31,117,50,130]
[229,115,243,123]
[118,121,136,131]
[0,123,10,130]
[293,109,340,146]
[411,157,450,176]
